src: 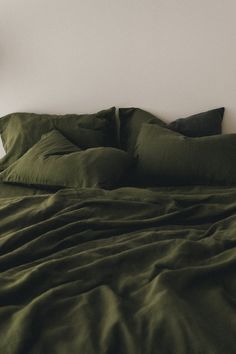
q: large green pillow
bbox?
[0,130,131,189]
[135,123,236,185]
[119,107,224,154]
[0,107,117,171]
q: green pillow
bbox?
[119,108,166,154]
[135,123,236,186]
[119,107,224,154]
[0,107,117,171]
[0,130,131,189]
[168,107,224,137]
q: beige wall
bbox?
[1,0,236,157]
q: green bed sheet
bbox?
[0,184,235,353]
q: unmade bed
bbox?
[0,107,235,353]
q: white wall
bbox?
[1,0,236,157]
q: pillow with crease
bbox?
[0,107,117,171]
[135,123,236,186]
[0,130,132,189]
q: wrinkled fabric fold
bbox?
[0,186,236,354]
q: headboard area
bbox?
[1,0,236,158]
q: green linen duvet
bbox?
[0,184,235,354]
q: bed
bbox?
[0,107,235,354]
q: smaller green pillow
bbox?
[135,123,236,186]
[0,130,131,189]
[168,107,224,137]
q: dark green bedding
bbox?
[0,184,236,354]
[0,180,52,198]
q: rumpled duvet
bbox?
[0,186,235,354]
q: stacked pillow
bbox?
[119,107,224,154]
[1,105,232,188]
[1,130,131,189]
[0,107,117,171]
[0,108,131,189]
[119,107,236,186]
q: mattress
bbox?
[0,183,235,353]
